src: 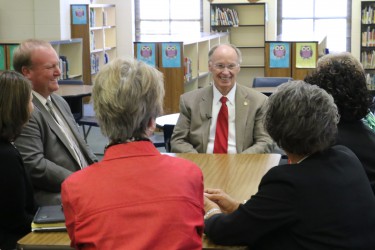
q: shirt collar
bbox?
[32,90,51,106]
[213,83,236,105]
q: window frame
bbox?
[134,0,203,36]
[277,0,352,52]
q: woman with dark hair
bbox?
[0,71,36,249]
[203,81,375,249]
[305,52,375,194]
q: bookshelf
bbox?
[0,39,83,81]
[210,3,266,87]
[50,39,83,80]
[361,1,375,77]
[71,4,117,85]
[134,32,229,114]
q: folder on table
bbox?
[32,205,66,232]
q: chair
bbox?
[58,80,99,141]
[252,77,293,88]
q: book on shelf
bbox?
[59,56,69,80]
[90,8,96,27]
[184,57,192,82]
[362,5,375,24]
[32,205,66,232]
[212,7,239,26]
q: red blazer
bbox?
[62,141,204,249]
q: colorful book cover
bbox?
[0,45,5,70]
[72,5,87,25]
[136,43,156,67]
[161,42,181,68]
[295,42,316,69]
[269,42,290,68]
[8,45,18,70]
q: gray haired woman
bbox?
[61,58,204,249]
[203,81,375,249]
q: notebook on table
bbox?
[32,205,66,232]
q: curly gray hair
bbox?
[264,80,339,155]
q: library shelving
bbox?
[361,1,375,77]
[265,36,322,80]
[0,39,83,81]
[134,32,229,114]
[71,4,117,84]
[50,39,83,80]
[0,42,18,72]
[210,2,267,87]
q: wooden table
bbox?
[55,84,93,122]
[17,153,281,250]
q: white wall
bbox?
[0,0,89,41]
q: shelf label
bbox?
[72,5,87,25]
[161,42,181,68]
[136,43,156,67]
[269,42,290,68]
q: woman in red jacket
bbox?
[61,58,204,249]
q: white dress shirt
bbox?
[206,84,237,154]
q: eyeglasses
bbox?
[213,63,239,71]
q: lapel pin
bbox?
[244,101,248,106]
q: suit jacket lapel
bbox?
[33,95,77,161]
[235,86,250,153]
[199,87,213,152]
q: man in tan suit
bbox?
[171,44,274,154]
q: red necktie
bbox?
[213,96,228,153]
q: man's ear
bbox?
[21,66,32,80]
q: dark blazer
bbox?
[336,121,375,194]
[171,84,274,153]
[0,139,36,250]
[205,145,375,249]
[14,93,97,206]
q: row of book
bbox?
[361,50,375,69]
[211,7,239,26]
[362,5,375,24]
[362,26,375,47]
[90,52,110,74]
[59,56,69,80]
[89,9,109,27]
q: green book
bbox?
[0,45,5,70]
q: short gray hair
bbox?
[208,44,242,64]
[13,39,53,73]
[265,80,339,155]
[92,58,165,142]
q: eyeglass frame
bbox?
[210,62,240,71]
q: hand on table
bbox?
[204,188,240,214]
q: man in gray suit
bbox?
[171,44,274,154]
[13,39,97,206]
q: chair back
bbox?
[58,79,84,85]
[252,77,293,88]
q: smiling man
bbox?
[13,39,97,206]
[171,44,274,154]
